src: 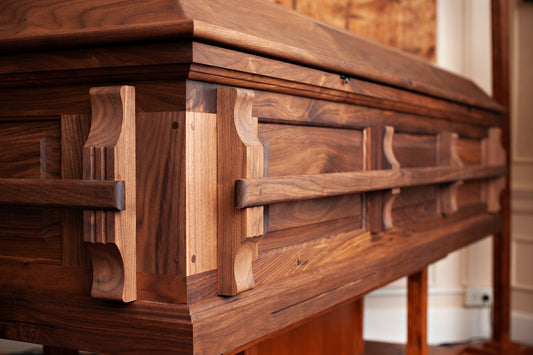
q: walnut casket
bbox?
[0,0,506,353]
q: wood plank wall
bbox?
[269,0,436,62]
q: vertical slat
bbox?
[487,0,516,351]
[364,126,385,234]
[135,112,182,274]
[83,86,136,302]
[365,125,400,233]
[484,128,506,213]
[183,111,217,276]
[217,87,264,295]
[407,268,428,355]
[353,298,365,355]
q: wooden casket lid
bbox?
[0,0,502,112]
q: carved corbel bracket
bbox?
[365,126,400,233]
[382,126,401,230]
[217,87,264,296]
[483,127,506,213]
[83,86,136,302]
[438,132,464,216]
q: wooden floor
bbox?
[365,341,533,355]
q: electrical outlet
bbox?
[464,287,493,307]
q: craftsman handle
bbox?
[0,178,124,210]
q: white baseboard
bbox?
[364,308,533,345]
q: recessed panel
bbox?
[456,138,483,208]
[393,132,436,168]
[259,124,363,176]
[259,123,363,237]
[0,119,61,264]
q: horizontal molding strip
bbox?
[236,165,507,208]
[0,178,124,210]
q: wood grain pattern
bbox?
[364,126,386,234]
[0,119,62,264]
[137,111,218,278]
[0,205,61,264]
[186,81,492,139]
[0,179,124,209]
[189,58,502,127]
[455,138,484,210]
[135,112,182,275]
[61,114,91,268]
[0,0,508,352]
[236,165,507,208]
[0,212,503,354]
[217,88,265,295]
[392,186,439,228]
[407,268,428,355]
[268,195,362,233]
[0,276,193,354]
[393,132,437,168]
[181,112,217,276]
[193,213,501,354]
[237,298,364,355]
[0,0,500,112]
[83,86,136,302]
[258,123,363,176]
[259,123,363,235]
[185,0,499,111]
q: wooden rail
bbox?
[236,165,507,208]
[0,178,124,210]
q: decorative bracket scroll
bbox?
[382,126,400,230]
[217,87,264,296]
[365,126,400,233]
[83,86,136,302]
[484,127,506,213]
[438,132,464,216]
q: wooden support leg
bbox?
[471,1,521,353]
[407,268,428,355]
[43,346,79,355]
[354,298,365,355]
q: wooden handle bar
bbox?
[0,178,124,210]
[236,165,507,208]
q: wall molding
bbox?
[512,158,533,164]
[364,308,533,346]
[364,307,491,345]
[512,187,533,214]
[512,311,533,346]
[512,237,533,292]
[368,287,464,297]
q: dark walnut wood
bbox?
[0,0,508,354]
[0,178,124,210]
[82,86,137,302]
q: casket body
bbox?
[0,1,506,353]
